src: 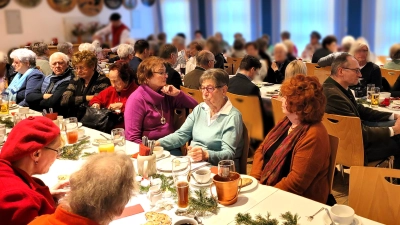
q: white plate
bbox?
[388,105,400,111]
[392,100,400,105]
[190,173,215,187]
[9,104,18,109]
[78,122,83,128]
[78,135,89,141]
[322,213,362,225]
[239,174,258,192]
[157,151,171,159]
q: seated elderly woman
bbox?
[61,51,110,119]
[29,153,135,225]
[156,69,244,169]
[89,62,138,128]
[0,117,69,225]
[31,42,52,76]
[250,75,330,204]
[26,52,73,116]
[116,43,134,64]
[265,43,290,84]
[79,43,104,75]
[384,43,400,70]
[124,56,198,155]
[6,48,44,106]
[285,59,307,80]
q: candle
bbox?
[141,179,150,187]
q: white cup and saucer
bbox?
[323,204,362,225]
[191,168,213,186]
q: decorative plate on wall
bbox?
[141,0,154,7]
[47,0,77,13]
[123,0,137,9]
[15,0,42,8]
[0,0,10,9]
[104,0,121,9]
[77,0,103,17]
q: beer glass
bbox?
[172,156,191,215]
[64,117,78,144]
[367,84,375,101]
[111,128,125,152]
[370,87,380,108]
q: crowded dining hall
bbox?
[0,0,399,225]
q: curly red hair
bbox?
[280,74,326,124]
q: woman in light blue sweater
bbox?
[156,69,244,170]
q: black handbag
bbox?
[80,107,119,133]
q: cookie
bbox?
[145,212,171,225]
[240,178,253,188]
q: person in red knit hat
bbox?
[0,116,70,225]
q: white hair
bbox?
[341,35,355,46]
[10,48,37,67]
[117,44,134,59]
[349,39,372,62]
[0,51,7,63]
[274,43,288,53]
[49,52,69,65]
[78,43,96,53]
[92,40,101,48]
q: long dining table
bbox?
[4,107,382,225]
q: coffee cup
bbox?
[153,146,164,158]
[19,107,29,114]
[194,168,211,183]
[330,204,355,225]
[174,218,198,225]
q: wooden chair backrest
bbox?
[321,113,364,167]
[239,123,250,174]
[380,67,400,88]
[305,63,331,84]
[349,166,400,225]
[180,86,203,104]
[224,63,234,75]
[227,92,264,141]
[377,55,389,65]
[227,57,242,73]
[271,98,285,125]
[328,135,339,192]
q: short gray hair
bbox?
[49,52,69,65]
[65,153,135,224]
[173,36,185,45]
[31,42,48,56]
[117,44,134,59]
[199,68,229,87]
[78,43,96,53]
[349,39,371,62]
[196,50,214,67]
[331,52,352,76]
[274,43,288,53]
[57,42,73,54]
[10,48,36,67]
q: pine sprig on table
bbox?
[235,212,299,225]
[0,117,14,128]
[60,139,90,160]
[139,174,176,196]
[187,188,219,216]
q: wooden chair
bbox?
[227,57,243,73]
[173,108,189,156]
[377,55,389,65]
[180,86,203,104]
[224,63,234,75]
[239,123,250,174]
[227,93,264,141]
[380,67,400,88]
[305,63,331,84]
[349,166,400,225]
[327,135,339,192]
[271,98,285,125]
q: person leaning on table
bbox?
[0,116,69,225]
[29,153,136,225]
[156,69,244,171]
[251,74,330,204]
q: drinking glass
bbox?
[57,116,64,129]
[172,156,191,215]
[179,63,186,76]
[370,87,380,108]
[367,84,375,101]
[111,128,125,152]
[218,160,236,180]
[64,117,78,144]
[98,140,115,153]
[0,93,9,115]
[14,113,26,125]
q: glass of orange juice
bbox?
[98,140,115,153]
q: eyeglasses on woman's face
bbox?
[44,146,62,156]
[199,85,223,93]
[153,71,167,76]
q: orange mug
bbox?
[210,172,241,205]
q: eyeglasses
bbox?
[73,66,88,71]
[342,67,361,74]
[44,146,62,156]
[209,60,217,65]
[154,71,167,76]
[356,49,368,53]
[199,85,223,93]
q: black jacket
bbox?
[165,63,183,89]
[214,53,226,70]
[312,48,332,63]
[264,59,290,84]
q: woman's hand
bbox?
[43,94,53,99]
[271,62,278,72]
[50,180,70,200]
[187,146,208,162]
[86,95,94,101]
[109,102,123,111]
[162,85,180,97]
[92,103,100,109]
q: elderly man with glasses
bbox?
[323,52,400,169]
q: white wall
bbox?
[0,1,157,53]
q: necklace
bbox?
[288,125,297,134]
[152,104,166,124]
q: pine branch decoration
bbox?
[187,188,219,216]
[60,139,90,160]
[235,212,299,225]
[280,211,300,225]
[0,117,14,128]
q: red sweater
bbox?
[89,82,138,128]
[0,159,56,225]
[29,206,99,225]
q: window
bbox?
[280,0,335,56]
[212,0,251,46]
[374,1,400,56]
[160,0,190,43]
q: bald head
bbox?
[196,50,215,69]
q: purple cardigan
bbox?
[124,85,198,143]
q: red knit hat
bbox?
[0,116,60,162]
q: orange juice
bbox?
[66,130,78,144]
[98,141,115,153]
